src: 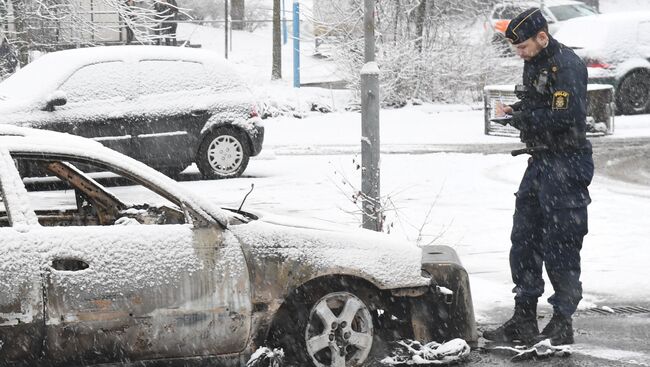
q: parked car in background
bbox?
[555,12,650,115]
[486,0,597,52]
[0,46,264,179]
[0,125,476,366]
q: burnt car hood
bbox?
[228,211,430,291]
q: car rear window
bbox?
[554,19,609,49]
[136,60,212,96]
[548,4,597,22]
[638,21,650,47]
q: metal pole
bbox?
[292,1,300,88]
[361,0,381,231]
[224,0,229,59]
[282,0,287,45]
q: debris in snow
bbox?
[246,347,284,367]
[436,286,453,296]
[601,306,615,313]
[492,339,571,362]
[381,338,471,365]
[114,217,141,226]
[311,101,333,113]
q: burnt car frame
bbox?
[0,126,476,367]
[0,46,263,179]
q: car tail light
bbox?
[250,104,259,118]
[495,19,510,34]
[586,58,612,69]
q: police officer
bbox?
[483,8,594,345]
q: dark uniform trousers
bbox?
[511,149,593,317]
[506,36,594,318]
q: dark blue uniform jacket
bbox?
[510,37,590,152]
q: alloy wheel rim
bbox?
[207,135,243,175]
[305,292,373,367]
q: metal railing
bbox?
[483,84,615,137]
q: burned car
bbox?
[0,126,476,366]
[0,46,263,179]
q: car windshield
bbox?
[548,4,597,21]
[0,55,60,101]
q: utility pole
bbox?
[224,0,229,59]
[361,0,381,231]
[292,1,300,88]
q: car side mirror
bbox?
[43,91,67,112]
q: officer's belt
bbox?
[523,131,588,152]
[511,145,549,157]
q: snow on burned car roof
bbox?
[0,124,103,144]
[0,125,229,226]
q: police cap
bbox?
[505,8,548,44]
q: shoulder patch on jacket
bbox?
[553,91,570,110]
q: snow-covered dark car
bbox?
[0,126,476,366]
[554,12,650,115]
[0,46,263,179]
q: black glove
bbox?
[508,111,527,130]
[490,116,512,126]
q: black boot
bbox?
[537,312,574,345]
[483,300,539,344]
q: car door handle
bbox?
[51,258,89,271]
[191,110,209,117]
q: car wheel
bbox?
[271,286,382,367]
[617,70,650,115]
[196,127,250,179]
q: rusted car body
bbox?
[0,125,476,366]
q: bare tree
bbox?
[231,0,245,30]
[309,0,513,105]
[413,0,426,53]
[271,0,281,80]
[4,0,190,65]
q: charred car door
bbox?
[11,155,252,365]
[0,149,45,364]
[131,59,213,171]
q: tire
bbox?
[269,283,384,367]
[616,70,650,115]
[196,126,250,179]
